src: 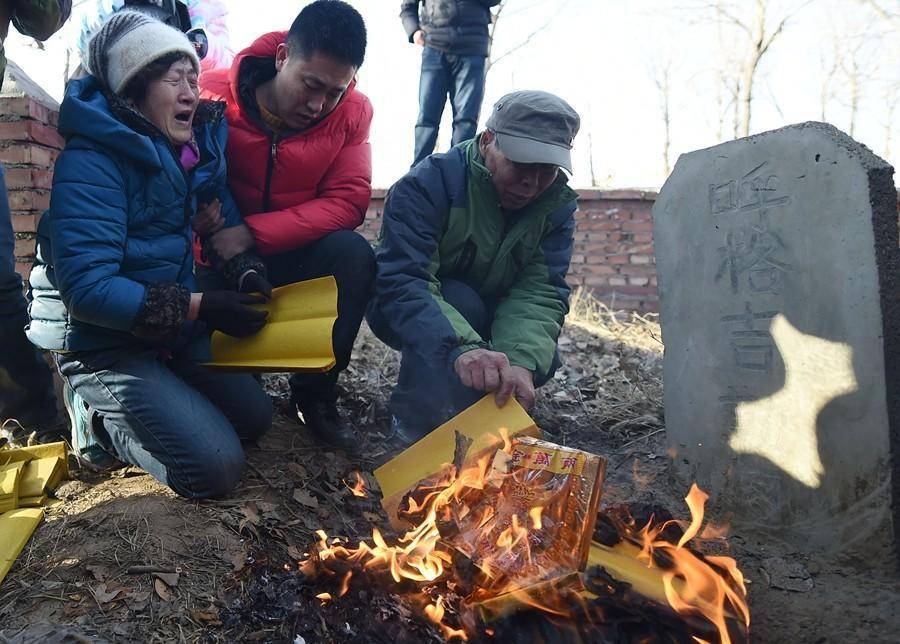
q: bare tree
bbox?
[716,1,805,137]
[650,56,675,177]
[487,0,576,77]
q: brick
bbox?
[4,168,53,190]
[570,253,585,264]
[8,190,50,211]
[14,236,35,257]
[630,254,653,264]
[578,264,616,275]
[584,276,611,286]
[622,221,654,232]
[0,144,30,164]
[14,261,31,281]
[0,97,52,123]
[633,232,654,243]
[11,212,38,233]
[0,121,64,149]
[582,219,618,231]
[609,276,628,286]
[628,276,650,286]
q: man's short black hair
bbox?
[287,0,367,69]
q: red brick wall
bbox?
[0,95,63,281]
[361,188,659,312]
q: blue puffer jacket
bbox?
[27,75,244,357]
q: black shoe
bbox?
[293,396,358,451]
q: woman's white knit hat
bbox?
[87,11,200,96]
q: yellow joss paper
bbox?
[207,276,338,372]
[0,462,25,514]
[0,508,43,586]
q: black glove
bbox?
[238,270,273,299]
[198,291,268,337]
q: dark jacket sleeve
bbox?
[400,0,422,41]
[205,118,268,289]
[490,201,576,378]
[374,157,488,369]
[11,0,72,41]
[477,0,502,6]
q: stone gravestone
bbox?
[653,122,899,561]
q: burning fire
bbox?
[300,439,749,642]
[343,471,367,498]
[631,485,750,644]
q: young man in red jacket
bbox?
[198,0,373,450]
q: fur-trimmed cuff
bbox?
[132,283,191,343]
[222,252,268,291]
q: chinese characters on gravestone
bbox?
[709,161,793,409]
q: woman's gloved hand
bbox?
[198,291,268,337]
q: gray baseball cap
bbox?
[485,90,580,174]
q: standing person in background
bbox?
[401,0,500,167]
[0,0,72,445]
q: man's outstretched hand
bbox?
[453,349,535,410]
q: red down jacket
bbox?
[199,31,374,256]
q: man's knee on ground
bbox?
[169,443,247,499]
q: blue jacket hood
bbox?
[58,75,164,169]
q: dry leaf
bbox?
[191,607,222,625]
[154,577,172,602]
[91,583,127,604]
[293,488,319,508]
[287,544,305,561]
[230,550,248,572]
[286,462,308,479]
[151,571,180,587]
[240,502,261,525]
[362,511,382,523]
[85,564,109,582]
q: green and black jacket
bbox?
[372,137,578,378]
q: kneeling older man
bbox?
[367,90,580,443]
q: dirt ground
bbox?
[1,295,898,643]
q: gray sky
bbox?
[4,0,898,189]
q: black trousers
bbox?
[0,164,56,426]
[199,230,375,401]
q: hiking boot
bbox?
[293,395,357,451]
[62,381,121,470]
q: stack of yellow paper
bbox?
[0,441,69,586]
[207,276,338,372]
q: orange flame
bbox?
[529,506,544,530]
[344,472,367,498]
[633,484,750,644]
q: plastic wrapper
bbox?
[443,437,606,595]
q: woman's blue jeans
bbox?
[56,346,273,498]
